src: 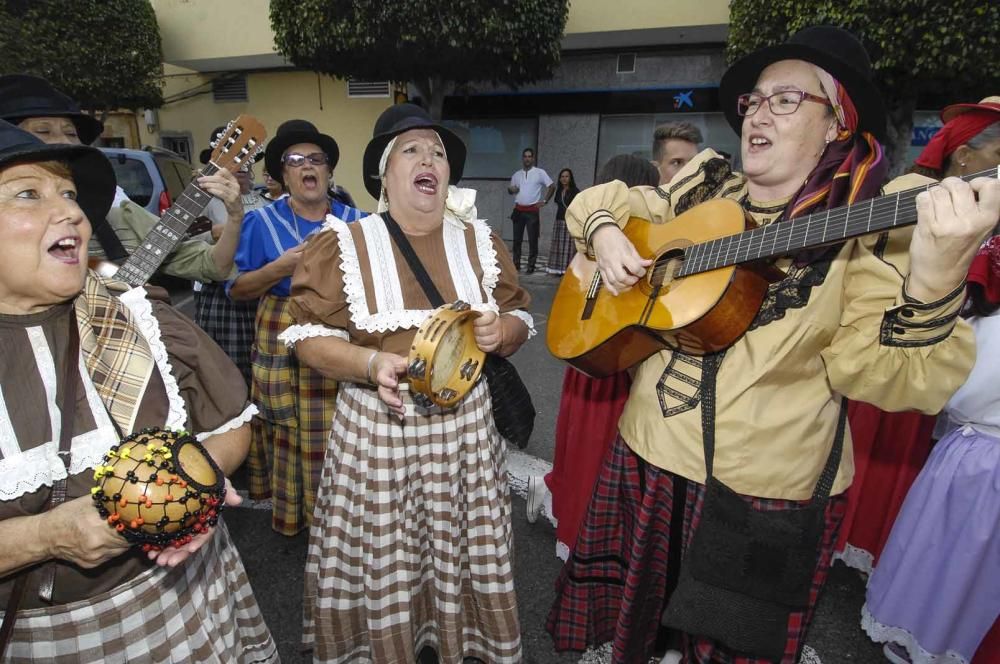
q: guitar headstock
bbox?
[207,115,266,174]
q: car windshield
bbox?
[156,156,193,200]
[108,155,154,207]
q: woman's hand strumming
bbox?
[591,225,652,296]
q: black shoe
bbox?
[526,267,535,274]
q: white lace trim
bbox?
[832,542,874,576]
[504,309,537,339]
[471,218,501,307]
[278,323,349,348]
[332,214,442,333]
[330,214,532,338]
[0,425,117,500]
[861,603,970,664]
[118,287,186,431]
[196,404,258,442]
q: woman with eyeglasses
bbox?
[229,119,365,536]
[546,27,998,664]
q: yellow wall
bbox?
[154,0,276,63]
[151,66,389,209]
[565,0,729,34]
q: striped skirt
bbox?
[546,217,576,275]
[1,524,277,663]
[303,380,521,664]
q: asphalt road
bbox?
[184,260,885,663]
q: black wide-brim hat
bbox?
[0,74,105,146]
[719,26,887,143]
[264,119,340,185]
[0,119,116,226]
[362,103,467,199]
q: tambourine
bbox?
[407,301,485,408]
[91,427,226,551]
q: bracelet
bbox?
[365,350,379,385]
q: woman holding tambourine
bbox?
[282,104,532,663]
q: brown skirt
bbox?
[303,381,521,663]
[1,524,277,663]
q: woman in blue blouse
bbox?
[230,119,364,535]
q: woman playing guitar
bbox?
[545,26,1000,664]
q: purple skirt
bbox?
[862,425,1000,663]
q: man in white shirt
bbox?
[507,147,554,273]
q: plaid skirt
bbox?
[546,434,847,664]
[303,381,521,664]
[249,294,338,535]
[546,217,576,275]
[0,524,277,663]
[193,282,258,388]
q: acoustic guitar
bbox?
[547,168,998,377]
[91,115,266,286]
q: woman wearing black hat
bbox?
[228,119,365,537]
[0,120,277,661]
[281,104,532,662]
[545,26,999,663]
[0,74,247,283]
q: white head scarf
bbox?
[376,131,478,227]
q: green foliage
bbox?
[269,0,569,89]
[0,0,164,111]
[727,0,999,102]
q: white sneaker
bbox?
[526,476,545,523]
[659,650,682,664]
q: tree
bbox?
[0,0,164,115]
[727,0,1000,173]
[270,0,570,120]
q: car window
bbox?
[108,155,153,207]
[155,155,191,201]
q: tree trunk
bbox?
[413,76,452,121]
[885,96,916,177]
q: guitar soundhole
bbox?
[648,249,685,289]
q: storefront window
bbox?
[441,118,538,179]
[597,112,741,171]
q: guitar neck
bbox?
[114,163,221,286]
[680,166,998,277]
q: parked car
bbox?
[99,146,194,217]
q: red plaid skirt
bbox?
[546,434,847,664]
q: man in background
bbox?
[508,147,554,273]
[651,121,702,185]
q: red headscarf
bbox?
[915,97,1000,173]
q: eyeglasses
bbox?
[282,152,328,167]
[737,90,832,117]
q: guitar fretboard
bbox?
[679,167,998,277]
[115,163,221,286]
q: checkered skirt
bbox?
[1,524,277,663]
[193,283,258,388]
[248,294,337,534]
[546,434,846,664]
[303,381,521,663]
